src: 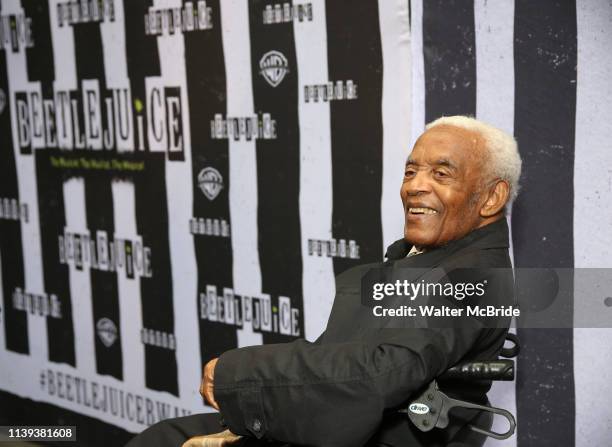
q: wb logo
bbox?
[96,318,118,348]
[198,167,224,201]
[259,50,289,87]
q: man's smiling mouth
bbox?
[408,207,438,215]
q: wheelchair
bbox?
[402,333,520,443]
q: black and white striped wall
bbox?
[0,1,610,445]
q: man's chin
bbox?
[403,229,435,248]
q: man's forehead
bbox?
[408,125,483,165]
[406,144,464,168]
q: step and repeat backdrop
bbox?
[1,0,611,446]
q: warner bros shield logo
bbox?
[259,50,289,87]
[198,167,224,201]
[96,318,118,348]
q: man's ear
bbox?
[480,180,510,217]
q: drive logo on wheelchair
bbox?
[408,403,430,415]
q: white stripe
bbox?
[98,0,144,390]
[100,2,129,87]
[409,0,425,145]
[574,0,612,444]
[379,0,412,256]
[64,178,96,376]
[473,1,518,445]
[220,0,264,347]
[475,0,515,133]
[152,0,201,407]
[50,0,90,374]
[49,0,88,376]
[293,0,335,341]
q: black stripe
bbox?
[35,152,75,365]
[0,3,27,354]
[22,0,76,365]
[326,0,384,272]
[183,0,237,362]
[422,0,476,122]
[512,1,577,445]
[133,154,178,394]
[83,176,123,379]
[72,17,122,379]
[124,0,160,152]
[248,0,303,344]
[408,0,411,29]
[23,0,54,83]
[123,0,178,394]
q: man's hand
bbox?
[181,430,242,447]
[200,358,220,410]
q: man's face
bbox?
[400,124,488,248]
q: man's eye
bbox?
[434,170,448,178]
[404,170,416,177]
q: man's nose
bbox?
[405,171,432,195]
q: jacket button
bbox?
[252,419,262,432]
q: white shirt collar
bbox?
[407,245,426,257]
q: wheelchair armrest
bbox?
[439,359,515,381]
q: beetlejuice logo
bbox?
[12,287,62,319]
[210,113,277,140]
[308,238,360,259]
[189,217,230,237]
[0,12,34,52]
[262,3,313,24]
[200,285,301,336]
[259,50,289,87]
[0,197,29,223]
[56,0,115,26]
[304,80,358,103]
[58,229,152,279]
[13,82,184,158]
[141,328,176,351]
[144,1,213,36]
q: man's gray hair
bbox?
[425,115,522,204]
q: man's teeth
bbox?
[409,207,438,215]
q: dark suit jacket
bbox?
[215,219,514,447]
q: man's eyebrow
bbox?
[405,158,458,169]
[434,158,457,169]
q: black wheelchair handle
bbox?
[501,332,520,358]
[439,359,515,381]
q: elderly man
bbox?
[127,116,521,447]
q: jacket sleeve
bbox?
[214,322,484,446]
